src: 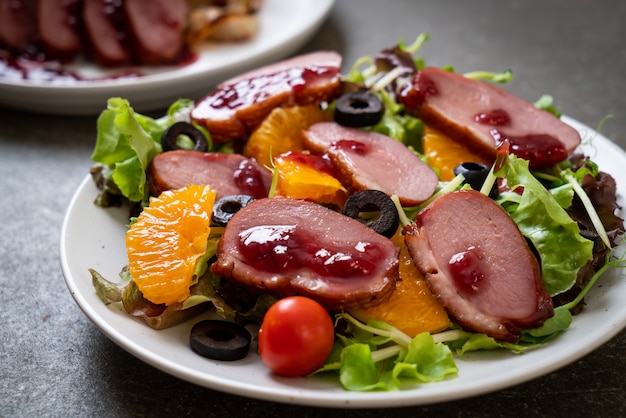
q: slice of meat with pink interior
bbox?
[211,197,399,311]
[399,67,581,169]
[122,0,188,65]
[191,51,342,143]
[147,150,272,200]
[303,122,438,206]
[38,0,82,59]
[82,0,130,66]
[0,0,37,50]
[404,189,553,342]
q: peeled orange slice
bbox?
[351,245,451,337]
[243,104,332,167]
[273,151,347,206]
[126,184,216,306]
[422,125,492,181]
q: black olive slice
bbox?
[343,190,400,238]
[212,195,255,226]
[189,320,251,361]
[161,121,209,152]
[334,90,385,127]
[453,162,498,198]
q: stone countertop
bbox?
[1,1,624,416]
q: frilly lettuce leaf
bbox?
[315,313,457,391]
[88,235,235,330]
[496,156,594,296]
[451,333,535,355]
[371,89,423,149]
[91,97,195,202]
[89,267,229,330]
[89,234,277,329]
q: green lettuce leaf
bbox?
[319,314,458,391]
[520,306,573,343]
[90,267,213,330]
[336,336,457,391]
[89,234,225,330]
[392,332,457,383]
[91,98,162,202]
[91,97,195,202]
[453,333,533,355]
[370,89,423,149]
[339,344,389,391]
[497,156,594,295]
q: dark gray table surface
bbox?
[1,1,624,416]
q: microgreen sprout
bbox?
[339,312,413,346]
[401,32,430,54]
[479,165,498,196]
[563,171,611,249]
[370,66,404,92]
[533,94,562,118]
[390,195,414,227]
[415,174,465,211]
[463,69,513,83]
[563,246,626,311]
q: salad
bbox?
[87,34,626,392]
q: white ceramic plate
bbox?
[60,117,626,408]
[0,0,335,115]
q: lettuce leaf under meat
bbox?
[496,155,594,296]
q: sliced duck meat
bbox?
[191,51,342,143]
[37,0,82,59]
[0,0,38,50]
[302,122,438,206]
[404,189,553,342]
[399,67,581,169]
[147,150,272,200]
[82,0,130,66]
[211,197,400,311]
[122,0,188,65]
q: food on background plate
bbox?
[87,34,625,390]
[187,0,261,45]
[0,0,260,78]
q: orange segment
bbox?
[126,184,216,306]
[351,245,451,337]
[274,151,347,206]
[423,125,492,181]
[243,104,332,167]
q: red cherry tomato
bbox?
[258,296,335,377]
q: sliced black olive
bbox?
[453,162,498,198]
[161,121,209,152]
[189,320,251,361]
[343,190,400,238]
[334,90,385,127]
[212,195,255,226]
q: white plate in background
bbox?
[0,0,335,115]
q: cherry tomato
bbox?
[258,296,335,377]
